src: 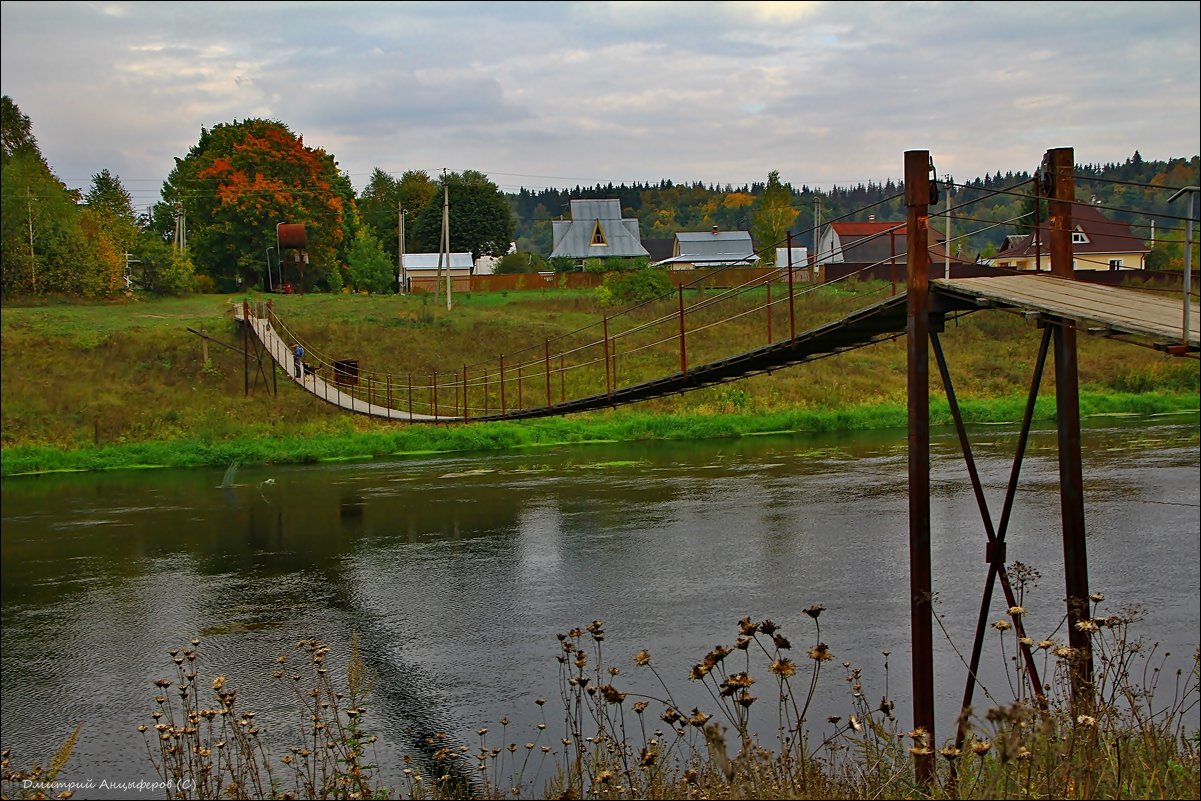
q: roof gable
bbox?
[550,198,648,259]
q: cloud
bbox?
[1,0,1197,201]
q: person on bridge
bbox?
[292,343,304,379]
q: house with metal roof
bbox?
[400,252,474,293]
[550,199,649,261]
[653,227,759,270]
[814,218,979,279]
[987,204,1149,271]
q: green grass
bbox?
[2,288,1197,476]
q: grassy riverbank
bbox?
[2,287,1197,477]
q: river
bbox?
[2,413,1198,797]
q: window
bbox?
[590,220,607,247]
[1071,229,1089,244]
[1109,259,1123,270]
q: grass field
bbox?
[2,284,1197,476]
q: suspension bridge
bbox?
[235,269,1195,422]
[221,147,1197,785]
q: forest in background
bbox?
[3,90,1198,298]
[505,153,1201,264]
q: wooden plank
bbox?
[934,276,1199,347]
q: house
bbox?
[399,253,474,293]
[815,217,977,279]
[652,227,759,270]
[987,204,1149,271]
[775,246,809,269]
[641,237,676,265]
[816,218,937,266]
[472,242,517,276]
[550,199,649,261]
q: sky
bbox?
[2,1,1198,212]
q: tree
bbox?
[410,170,514,262]
[0,98,89,296]
[751,171,797,266]
[495,251,546,274]
[358,168,400,261]
[85,169,139,255]
[160,119,348,292]
[346,230,396,293]
[1,95,38,168]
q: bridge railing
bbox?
[249,258,916,420]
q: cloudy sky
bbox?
[2,1,1198,211]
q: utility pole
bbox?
[435,169,447,304]
[813,196,821,268]
[398,204,406,294]
[944,175,952,279]
[26,186,37,294]
[1167,185,1198,347]
[442,168,452,310]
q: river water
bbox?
[2,414,1198,796]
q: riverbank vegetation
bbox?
[2,286,1197,477]
[5,599,1195,799]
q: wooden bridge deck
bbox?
[932,274,1200,350]
[237,274,1197,423]
[246,312,442,420]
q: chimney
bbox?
[712,225,719,235]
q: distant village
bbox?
[400,198,1150,293]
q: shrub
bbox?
[596,267,674,307]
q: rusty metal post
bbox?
[766,281,773,344]
[678,285,687,377]
[387,375,393,412]
[463,364,469,420]
[1046,146,1094,711]
[1034,177,1042,272]
[432,368,438,420]
[517,363,523,409]
[242,301,250,397]
[560,353,565,402]
[408,374,413,422]
[787,231,796,342]
[890,228,898,295]
[545,340,552,408]
[500,355,506,416]
[603,317,612,399]
[483,368,489,416]
[905,149,935,785]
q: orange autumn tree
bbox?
[160,119,352,291]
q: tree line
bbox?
[2,94,1197,299]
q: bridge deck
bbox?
[247,313,442,420]
[933,274,1199,350]
[237,275,1195,423]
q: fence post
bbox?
[432,368,438,421]
[463,364,469,420]
[408,374,413,422]
[545,340,552,408]
[560,352,565,402]
[484,368,489,416]
[500,355,506,416]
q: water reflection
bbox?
[1,417,1198,796]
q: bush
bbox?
[595,267,674,307]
